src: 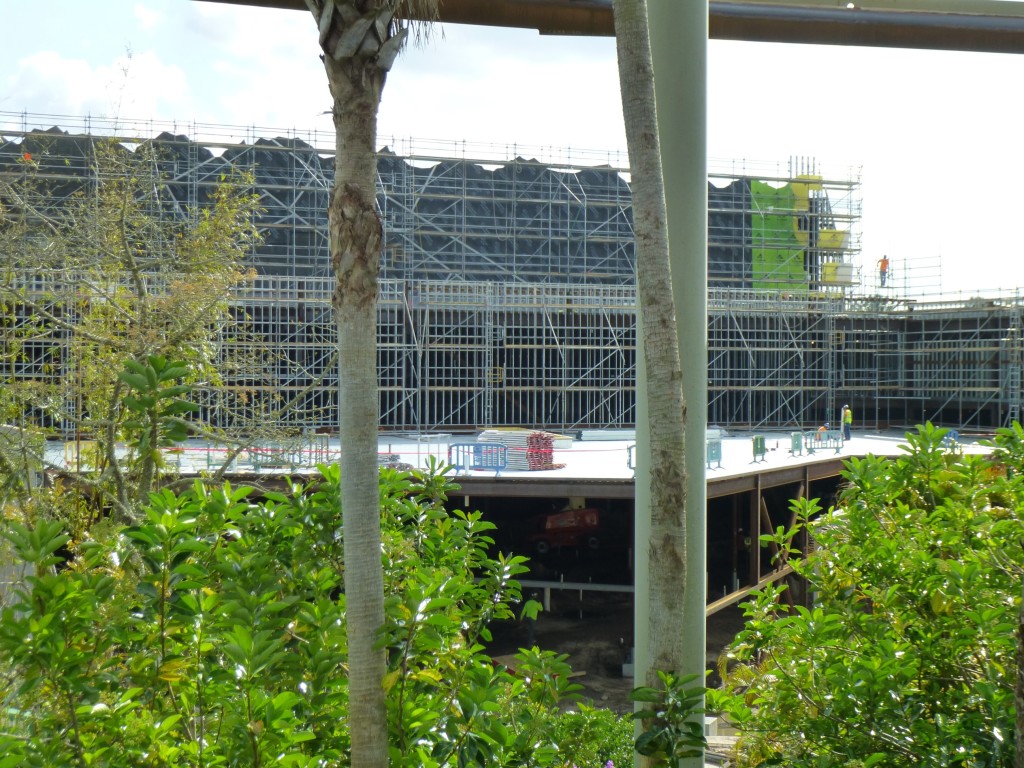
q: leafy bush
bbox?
[720,423,1024,767]
[0,463,587,767]
[548,704,635,768]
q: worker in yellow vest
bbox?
[842,404,853,440]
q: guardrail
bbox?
[447,443,508,476]
[803,429,844,455]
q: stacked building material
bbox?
[477,429,566,471]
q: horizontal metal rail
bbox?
[198,0,1024,54]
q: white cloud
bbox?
[3,49,191,123]
[172,2,327,129]
[187,2,317,63]
[134,4,163,32]
[377,25,626,152]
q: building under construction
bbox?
[2,114,1022,437]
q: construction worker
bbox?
[876,257,892,286]
[842,404,853,440]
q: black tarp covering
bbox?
[1,127,767,287]
[709,178,752,288]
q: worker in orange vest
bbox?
[877,255,890,287]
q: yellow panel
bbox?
[821,262,858,285]
[818,229,849,250]
[789,174,823,211]
[789,176,824,246]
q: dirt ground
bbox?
[489,591,747,714]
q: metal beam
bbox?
[712,2,1024,54]
[197,0,1024,53]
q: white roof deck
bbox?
[436,429,988,483]
[48,427,989,499]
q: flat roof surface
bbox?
[437,429,988,483]
[53,428,989,496]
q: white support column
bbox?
[634,2,709,765]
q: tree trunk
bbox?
[308,2,394,765]
[613,0,689,705]
[328,62,388,768]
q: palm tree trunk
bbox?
[306,3,435,765]
[323,37,389,768]
[613,0,689,690]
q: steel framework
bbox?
[2,114,1021,436]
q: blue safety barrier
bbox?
[447,442,507,476]
[789,431,803,456]
[804,429,843,455]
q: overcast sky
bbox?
[3,0,1023,296]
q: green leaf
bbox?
[634,730,664,757]
[629,686,662,703]
[118,371,150,391]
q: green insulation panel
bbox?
[750,180,809,290]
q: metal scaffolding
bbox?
[877,300,1024,429]
[706,291,842,429]
[2,113,1022,437]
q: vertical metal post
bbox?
[635,3,708,765]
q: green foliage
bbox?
[0,423,44,509]
[719,422,1024,767]
[375,462,579,766]
[631,671,709,765]
[547,704,635,768]
[1,478,348,767]
[0,463,593,767]
[119,355,198,447]
[0,138,263,523]
[118,355,200,503]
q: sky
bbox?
[2,0,1024,297]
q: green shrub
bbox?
[0,463,585,767]
[720,423,1024,767]
[549,704,634,768]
